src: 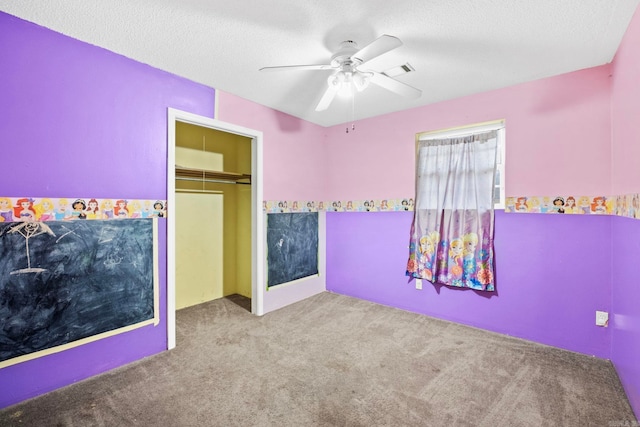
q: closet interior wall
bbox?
[175,122,252,309]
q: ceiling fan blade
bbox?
[315,84,340,111]
[352,34,402,66]
[370,72,422,99]
[259,64,333,72]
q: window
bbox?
[408,120,504,291]
[416,120,505,208]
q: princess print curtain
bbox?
[406,130,498,291]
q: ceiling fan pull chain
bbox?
[344,77,357,134]
[346,93,351,133]
[351,90,356,132]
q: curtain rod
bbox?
[416,119,505,140]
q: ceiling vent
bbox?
[383,63,415,77]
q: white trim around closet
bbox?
[167,108,264,350]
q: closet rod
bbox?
[176,177,251,185]
[176,189,224,195]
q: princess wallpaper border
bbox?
[262,198,415,213]
[505,194,640,219]
[7,194,640,221]
[0,197,167,222]
[263,194,640,220]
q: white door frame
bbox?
[167,108,264,350]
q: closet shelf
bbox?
[175,166,251,184]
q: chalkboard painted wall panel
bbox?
[0,219,156,367]
[267,212,319,287]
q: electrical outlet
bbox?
[595,311,609,327]
[416,279,422,290]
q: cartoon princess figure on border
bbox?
[70,199,87,219]
[515,197,528,212]
[129,200,143,218]
[540,197,552,213]
[504,197,515,212]
[606,197,615,214]
[564,196,577,214]
[34,198,56,221]
[345,200,353,211]
[142,200,153,218]
[86,198,100,219]
[633,194,640,219]
[577,196,591,214]
[0,198,14,222]
[263,201,274,213]
[591,196,607,214]
[114,199,129,218]
[13,198,36,221]
[527,197,541,213]
[617,195,628,217]
[152,201,165,217]
[101,199,114,219]
[55,198,70,220]
[552,197,565,214]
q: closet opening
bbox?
[175,123,252,311]
[167,109,264,350]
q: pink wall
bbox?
[612,6,640,194]
[215,91,328,314]
[325,65,613,199]
[216,91,329,201]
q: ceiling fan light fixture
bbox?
[326,71,352,98]
[327,70,371,97]
[327,73,343,88]
[352,72,372,92]
[260,35,420,112]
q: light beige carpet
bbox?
[0,292,636,426]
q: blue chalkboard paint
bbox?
[267,212,318,287]
[0,219,154,364]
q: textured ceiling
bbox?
[1,0,639,127]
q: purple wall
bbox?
[0,13,215,408]
[611,217,640,414]
[327,210,612,358]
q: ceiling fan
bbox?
[259,35,422,111]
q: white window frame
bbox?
[416,120,506,209]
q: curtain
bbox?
[406,130,498,291]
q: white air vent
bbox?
[383,63,415,78]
